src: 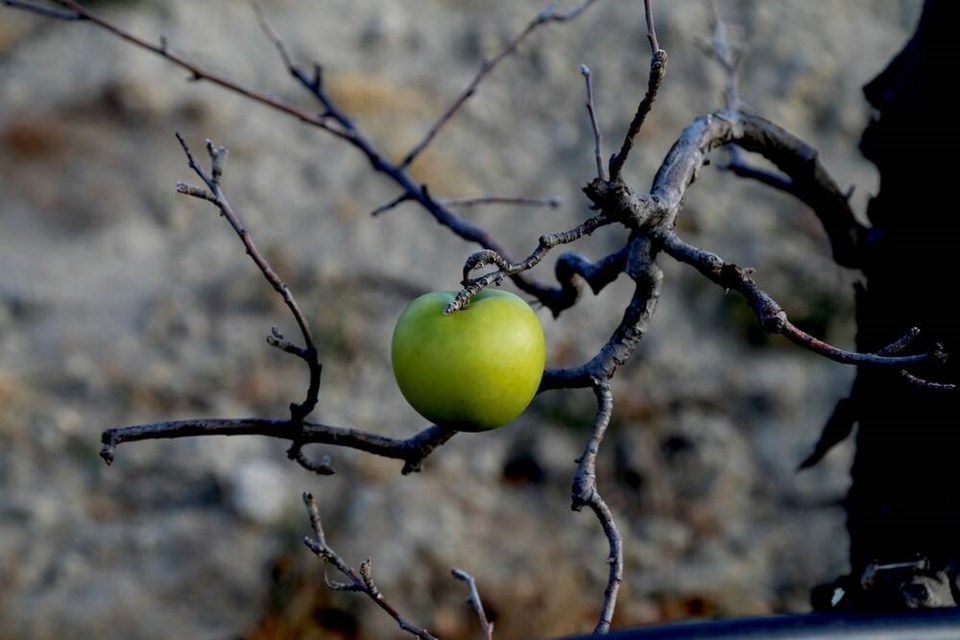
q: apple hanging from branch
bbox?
[391,289,546,432]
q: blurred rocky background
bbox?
[0,1,921,638]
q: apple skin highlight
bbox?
[391,289,546,432]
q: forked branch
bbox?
[174,134,321,423]
[302,492,439,640]
[398,0,600,170]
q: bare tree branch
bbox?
[370,193,415,217]
[658,232,935,367]
[635,111,864,267]
[607,1,668,187]
[451,568,494,640]
[540,234,663,390]
[446,212,614,313]
[581,64,607,181]
[398,0,600,170]
[643,0,659,53]
[701,0,745,112]
[302,493,439,640]
[571,381,623,634]
[174,135,322,423]
[2,0,579,315]
[608,49,668,181]
[697,4,866,270]
[287,442,336,476]
[2,0,80,20]
[36,1,353,138]
[437,195,563,209]
[100,419,456,476]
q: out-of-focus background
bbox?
[0,1,920,638]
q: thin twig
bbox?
[43,1,350,138]
[174,134,322,422]
[250,0,294,69]
[876,326,921,355]
[901,371,958,392]
[581,65,606,181]
[2,0,81,20]
[643,0,659,53]
[452,569,494,640]
[398,0,599,170]
[437,195,562,209]
[251,2,578,314]
[302,493,439,640]
[702,0,744,112]
[370,193,414,217]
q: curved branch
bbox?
[100,419,456,476]
[445,212,613,313]
[901,371,959,392]
[648,111,864,266]
[540,233,664,390]
[571,381,623,634]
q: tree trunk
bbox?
[814,0,960,610]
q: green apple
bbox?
[391,289,546,432]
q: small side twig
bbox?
[452,569,494,640]
[370,193,414,217]
[287,441,336,476]
[701,0,745,112]
[581,65,606,181]
[302,493,438,640]
[901,370,958,392]
[2,0,81,19]
[437,195,562,209]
